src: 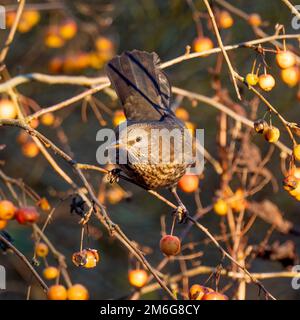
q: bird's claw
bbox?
[107,168,121,184]
[173,206,189,224]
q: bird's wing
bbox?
[106,50,172,121]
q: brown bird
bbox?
[106,50,194,221]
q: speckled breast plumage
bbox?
[119,162,187,189]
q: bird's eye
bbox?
[136,136,142,142]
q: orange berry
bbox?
[214,198,228,216]
[189,284,207,300]
[88,52,105,69]
[76,52,90,70]
[17,11,40,33]
[178,175,199,193]
[6,11,16,28]
[281,67,299,87]
[72,249,99,268]
[23,10,40,27]
[293,145,300,161]
[128,269,148,288]
[43,266,59,280]
[36,198,51,212]
[276,51,296,69]
[107,187,124,204]
[193,37,214,55]
[258,74,275,91]
[67,284,89,300]
[47,284,67,300]
[48,56,64,73]
[17,131,29,145]
[264,127,280,143]
[218,11,234,29]
[15,207,39,224]
[175,107,189,121]
[29,118,39,129]
[0,200,16,220]
[0,220,8,230]
[59,19,77,40]
[185,121,195,135]
[22,141,39,158]
[202,291,228,300]
[230,188,247,212]
[160,235,181,256]
[17,20,32,33]
[35,243,49,257]
[0,99,17,119]
[245,73,259,86]
[41,113,55,126]
[95,37,114,54]
[44,27,65,48]
[113,110,126,126]
[248,13,262,27]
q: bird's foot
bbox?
[173,205,189,224]
[107,168,121,184]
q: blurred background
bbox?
[0,0,300,300]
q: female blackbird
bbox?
[106,50,194,221]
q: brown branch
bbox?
[203,0,241,100]
[0,0,26,64]
[0,233,48,292]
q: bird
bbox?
[106,50,194,221]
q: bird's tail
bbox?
[106,50,171,121]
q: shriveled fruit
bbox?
[193,37,213,55]
[189,284,207,300]
[43,266,59,280]
[67,284,89,300]
[264,127,280,143]
[35,243,49,257]
[0,200,16,220]
[254,119,268,134]
[283,175,299,191]
[72,248,99,268]
[276,51,296,69]
[213,198,228,216]
[128,269,148,288]
[15,207,39,224]
[47,284,67,300]
[258,74,275,91]
[160,235,181,256]
[245,73,259,86]
[178,175,199,193]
